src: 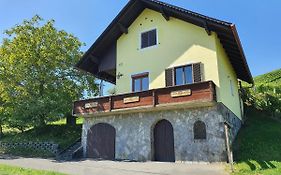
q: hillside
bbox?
[232,107,281,175]
[1,123,82,157]
[254,68,281,85]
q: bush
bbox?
[242,84,281,118]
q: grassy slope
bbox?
[1,124,82,157]
[0,164,65,175]
[232,108,281,175]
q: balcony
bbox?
[73,81,216,117]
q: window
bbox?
[175,65,193,85]
[141,29,157,49]
[132,73,149,92]
[165,63,202,87]
[230,79,234,96]
[193,120,206,140]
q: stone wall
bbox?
[0,142,59,155]
[217,103,242,144]
[82,103,241,162]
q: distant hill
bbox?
[254,68,281,85]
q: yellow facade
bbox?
[116,9,242,119]
[215,35,242,118]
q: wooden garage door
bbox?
[154,119,175,162]
[87,123,115,160]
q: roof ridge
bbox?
[141,0,233,26]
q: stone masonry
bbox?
[81,103,241,162]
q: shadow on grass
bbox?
[233,107,281,172]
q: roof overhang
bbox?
[76,0,253,84]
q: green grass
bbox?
[232,108,281,175]
[51,117,83,125]
[0,164,65,175]
[1,124,82,157]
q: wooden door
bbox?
[154,119,175,162]
[87,123,115,160]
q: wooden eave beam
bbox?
[160,8,170,21]
[217,33,235,42]
[89,54,100,64]
[223,46,241,53]
[117,22,128,34]
[98,72,116,84]
[220,40,238,48]
[204,21,211,36]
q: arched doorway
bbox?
[153,119,175,162]
[87,123,116,160]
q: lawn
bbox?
[51,117,83,125]
[232,107,281,175]
[0,164,65,175]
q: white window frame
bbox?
[139,28,158,50]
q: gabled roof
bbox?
[76,0,253,84]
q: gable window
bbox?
[132,72,149,92]
[141,29,157,49]
[165,63,202,87]
[193,120,207,140]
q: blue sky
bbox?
[1,0,280,78]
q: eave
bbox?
[76,0,253,84]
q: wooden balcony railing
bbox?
[73,81,216,116]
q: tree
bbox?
[0,84,9,137]
[242,83,281,118]
[0,15,98,130]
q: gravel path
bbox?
[0,156,229,175]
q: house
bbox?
[73,0,253,162]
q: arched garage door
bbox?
[154,119,175,162]
[87,123,115,160]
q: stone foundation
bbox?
[82,103,241,162]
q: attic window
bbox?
[141,29,157,49]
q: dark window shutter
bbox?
[149,29,157,46]
[165,68,174,87]
[193,63,202,83]
[141,29,157,49]
[141,32,149,48]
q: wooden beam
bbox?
[204,21,211,36]
[117,22,128,34]
[89,55,100,64]
[220,39,238,48]
[160,8,170,21]
[217,33,235,41]
[152,90,157,107]
[109,96,112,111]
[223,45,241,53]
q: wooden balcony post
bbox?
[109,96,112,111]
[152,90,157,107]
[209,81,216,101]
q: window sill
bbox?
[139,44,158,51]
